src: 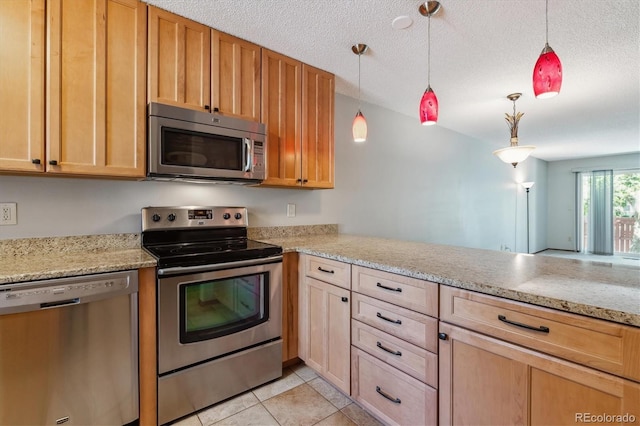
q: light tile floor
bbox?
[172,363,384,426]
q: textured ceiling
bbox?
[145,0,640,162]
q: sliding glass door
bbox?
[579,170,640,256]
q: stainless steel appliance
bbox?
[147,103,266,183]
[0,271,139,426]
[141,206,283,425]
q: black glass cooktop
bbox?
[142,228,282,269]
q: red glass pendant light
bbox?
[418,2,441,126]
[533,0,562,99]
[419,86,438,125]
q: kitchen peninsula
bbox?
[1,230,638,425]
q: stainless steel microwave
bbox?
[147,103,266,183]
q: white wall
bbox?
[325,94,546,252]
[0,94,546,253]
[546,153,640,250]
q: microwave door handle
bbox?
[244,138,252,172]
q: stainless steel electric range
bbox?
[141,206,283,425]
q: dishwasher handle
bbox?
[40,298,80,309]
[0,270,138,315]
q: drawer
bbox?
[303,254,351,290]
[352,265,438,317]
[351,347,437,426]
[352,319,437,388]
[352,293,438,353]
[440,286,640,382]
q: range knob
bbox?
[234,212,243,220]
[167,213,176,222]
[152,214,161,222]
[223,213,231,220]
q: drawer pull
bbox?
[498,314,550,333]
[317,266,335,274]
[376,282,402,292]
[376,341,402,356]
[377,312,402,325]
[376,386,401,404]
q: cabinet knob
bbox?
[341,297,348,302]
[49,160,58,166]
[296,178,302,183]
[31,159,41,165]
[213,107,219,112]
[438,332,448,340]
[204,105,210,110]
[302,179,309,183]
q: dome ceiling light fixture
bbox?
[492,93,536,168]
[418,1,441,126]
[351,43,369,143]
[533,0,563,99]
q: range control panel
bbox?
[141,206,248,231]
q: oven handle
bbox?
[157,255,283,276]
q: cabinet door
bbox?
[260,49,302,187]
[304,276,351,394]
[212,30,260,121]
[301,64,334,189]
[439,322,640,426]
[47,0,146,177]
[0,0,45,172]
[148,6,210,111]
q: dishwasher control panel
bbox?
[0,270,137,315]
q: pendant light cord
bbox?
[427,13,431,86]
[358,51,362,109]
[545,0,549,44]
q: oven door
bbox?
[157,256,282,375]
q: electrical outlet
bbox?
[287,203,296,218]
[0,203,17,225]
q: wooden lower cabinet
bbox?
[439,322,640,426]
[299,274,350,394]
[282,252,299,363]
[352,347,437,426]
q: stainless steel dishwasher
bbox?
[0,270,139,426]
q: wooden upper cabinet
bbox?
[260,51,335,189]
[0,0,45,172]
[301,64,334,189]
[148,6,210,111]
[46,0,146,177]
[212,30,261,121]
[260,49,302,187]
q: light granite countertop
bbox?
[257,234,640,327]
[0,234,156,284]
[2,230,638,327]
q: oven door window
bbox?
[179,273,269,343]
[162,127,243,171]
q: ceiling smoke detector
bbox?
[392,15,413,30]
